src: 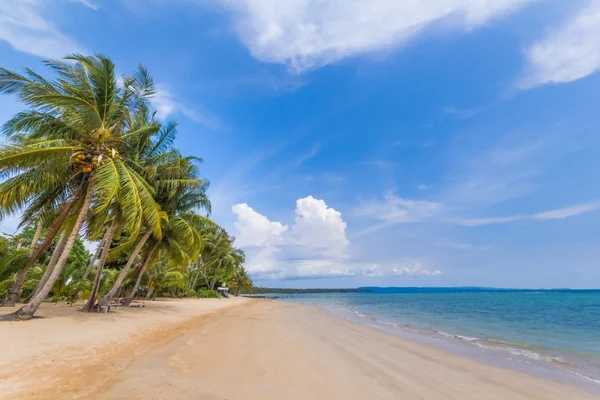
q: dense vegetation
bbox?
[0,55,252,320]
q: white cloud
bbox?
[154,86,223,130]
[363,265,383,277]
[454,201,600,226]
[71,0,99,10]
[444,136,547,206]
[533,202,600,220]
[231,203,288,247]
[520,2,600,88]
[392,262,441,277]
[288,196,349,257]
[0,0,83,58]
[442,106,481,119]
[214,0,535,72]
[232,196,350,279]
[355,194,443,223]
[454,215,526,227]
[418,184,433,191]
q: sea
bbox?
[275,289,600,394]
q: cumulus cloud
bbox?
[0,0,84,58]
[520,2,600,88]
[288,196,349,257]
[231,203,288,247]
[214,0,535,72]
[232,196,350,279]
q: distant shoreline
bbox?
[251,286,600,294]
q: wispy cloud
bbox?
[533,202,600,220]
[436,239,473,250]
[453,215,526,227]
[355,194,443,224]
[0,0,84,58]
[154,86,224,130]
[213,0,536,72]
[442,106,481,120]
[71,0,99,10]
[366,160,396,168]
[443,136,548,206]
[520,2,600,89]
[454,201,600,226]
[418,184,433,191]
[294,144,320,166]
[392,262,441,277]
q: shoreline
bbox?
[309,300,600,394]
[1,298,598,399]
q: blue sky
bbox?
[1,0,600,288]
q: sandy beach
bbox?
[0,299,597,400]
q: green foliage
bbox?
[0,236,29,285]
[0,54,252,311]
[197,289,219,298]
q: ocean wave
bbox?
[436,331,480,342]
[568,371,600,384]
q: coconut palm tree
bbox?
[230,266,252,296]
[0,55,163,320]
[99,111,210,305]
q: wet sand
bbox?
[1,299,597,399]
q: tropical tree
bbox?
[230,266,252,296]
[0,55,162,320]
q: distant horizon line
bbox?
[253,286,600,291]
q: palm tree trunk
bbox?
[31,232,68,299]
[100,229,152,305]
[124,248,155,306]
[10,192,80,303]
[3,220,43,307]
[82,239,104,280]
[81,221,118,312]
[29,221,44,254]
[190,268,200,292]
[209,260,223,290]
[0,180,95,321]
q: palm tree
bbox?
[0,55,163,320]
[99,113,210,305]
[230,266,252,296]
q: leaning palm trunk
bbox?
[124,248,155,306]
[83,238,104,280]
[8,192,80,303]
[31,232,68,299]
[209,260,223,290]
[100,229,152,305]
[0,180,95,321]
[81,221,118,312]
[3,221,43,306]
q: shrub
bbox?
[196,289,219,298]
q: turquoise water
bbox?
[277,290,600,387]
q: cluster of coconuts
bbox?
[71,148,119,174]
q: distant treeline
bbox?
[250,287,365,294]
[249,287,600,295]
